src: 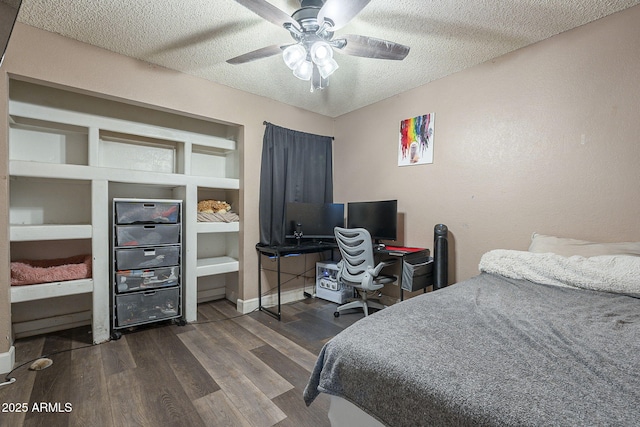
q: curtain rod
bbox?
[263,121,334,140]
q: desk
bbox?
[256,242,337,320]
[375,246,432,301]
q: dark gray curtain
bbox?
[259,122,334,246]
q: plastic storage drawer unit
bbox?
[116,224,181,246]
[115,266,180,293]
[115,246,180,270]
[115,287,180,327]
[115,201,180,224]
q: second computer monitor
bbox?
[347,199,398,242]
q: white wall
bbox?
[333,5,640,286]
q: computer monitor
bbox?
[0,0,22,68]
[285,202,344,240]
[347,199,398,242]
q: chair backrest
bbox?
[334,227,375,285]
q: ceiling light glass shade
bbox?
[310,41,333,65]
[283,44,306,70]
[316,57,339,79]
[293,59,313,81]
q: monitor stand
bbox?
[294,223,303,245]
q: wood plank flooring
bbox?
[0,297,359,427]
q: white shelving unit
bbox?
[10,279,94,304]
[10,224,93,241]
[196,256,240,277]
[8,81,240,342]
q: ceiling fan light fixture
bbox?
[228,0,409,92]
[283,44,307,70]
[293,59,313,81]
[316,57,339,79]
[310,41,333,65]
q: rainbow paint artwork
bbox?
[398,113,434,166]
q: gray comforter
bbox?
[303,271,640,426]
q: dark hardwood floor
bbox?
[0,297,360,427]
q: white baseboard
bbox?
[197,287,226,303]
[0,346,15,375]
[235,289,399,315]
[12,311,92,339]
[237,287,308,314]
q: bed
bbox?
[303,234,640,426]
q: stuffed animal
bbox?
[197,199,231,214]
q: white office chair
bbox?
[333,227,397,317]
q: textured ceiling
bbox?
[16,0,640,117]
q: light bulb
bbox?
[283,44,306,70]
[293,60,313,81]
[316,57,339,79]
[310,41,333,65]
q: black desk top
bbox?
[255,242,429,257]
[376,247,430,257]
[256,241,338,255]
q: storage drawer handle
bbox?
[143,291,157,296]
[143,203,157,209]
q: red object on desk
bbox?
[384,246,425,253]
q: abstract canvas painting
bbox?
[398,113,434,166]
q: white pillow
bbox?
[528,233,640,258]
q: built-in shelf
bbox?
[9,101,236,153]
[196,256,239,277]
[196,222,240,234]
[10,224,93,241]
[8,80,241,339]
[10,278,94,303]
[9,161,240,190]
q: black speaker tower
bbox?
[433,224,448,290]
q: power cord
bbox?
[1,343,93,388]
[1,289,289,387]
[265,257,317,288]
[4,252,326,388]
[2,307,253,387]
[191,282,297,325]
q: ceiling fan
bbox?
[227,0,410,91]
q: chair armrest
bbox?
[368,259,398,276]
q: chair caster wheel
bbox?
[111,331,122,341]
[334,311,340,318]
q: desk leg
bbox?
[399,255,404,302]
[277,255,282,319]
[258,251,262,312]
[257,252,282,321]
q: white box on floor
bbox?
[316,261,353,304]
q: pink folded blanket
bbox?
[11,254,92,286]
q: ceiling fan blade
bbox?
[317,0,371,30]
[227,44,285,64]
[233,0,300,30]
[336,34,410,60]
